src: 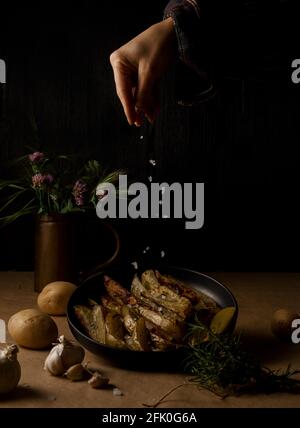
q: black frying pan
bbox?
[67,265,238,370]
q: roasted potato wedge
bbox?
[134,317,151,351]
[155,271,199,305]
[104,275,136,305]
[74,304,106,344]
[140,270,192,319]
[137,305,184,342]
[92,304,106,344]
[74,305,95,337]
[101,295,122,314]
[125,318,151,352]
[155,270,219,312]
[105,312,126,340]
[106,333,127,349]
[150,332,174,352]
[74,269,220,352]
[121,305,139,334]
[131,275,182,322]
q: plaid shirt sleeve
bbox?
[164,0,202,73]
[163,0,294,105]
[163,0,217,104]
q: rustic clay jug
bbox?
[34,214,78,292]
[34,214,121,292]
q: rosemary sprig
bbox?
[184,318,300,397]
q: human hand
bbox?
[110,17,176,126]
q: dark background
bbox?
[0,1,299,272]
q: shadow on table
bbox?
[237,328,299,366]
[0,384,55,404]
[89,329,299,373]
[92,352,186,374]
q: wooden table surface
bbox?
[0,271,300,408]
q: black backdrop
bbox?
[0,1,299,272]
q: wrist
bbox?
[162,17,176,39]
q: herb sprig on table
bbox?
[143,318,300,407]
[184,318,300,398]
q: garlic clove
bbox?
[88,372,109,389]
[64,364,87,381]
[44,336,85,376]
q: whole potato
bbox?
[8,309,58,349]
[38,281,77,315]
[271,308,300,341]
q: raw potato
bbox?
[8,309,58,349]
[38,281,77,315]
[271,308,300,341]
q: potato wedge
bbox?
[150,332,174,352]
[92,304,106,344]
[74,305,93,329]
[104,276,136,305]
[132,275,183,324]
[121,305,139,334]
[155,271,199,305]
[74,304,106,344]
[133,318,151,351]
[106,333,127,349]
[125,318,151,352]
[137,305,184,342]
[155,270,219,312]
[140,270,192,319]
[105,312,126,340]
[101,295,122,314]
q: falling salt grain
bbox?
[149,159,156,166]
[148,176,153,182]
[140,135,144,141]
[160,250,165,258]
[113,387,123,396]
[131,261,138,270]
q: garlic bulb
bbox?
[0,344,21,394]
[44,335,85,376]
